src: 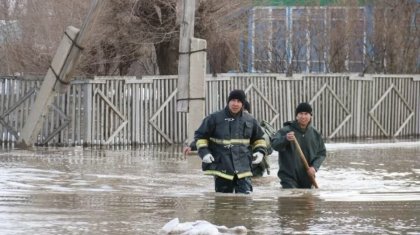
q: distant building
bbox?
[243,0,419,74]
[244,6,367,73]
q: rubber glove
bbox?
[252,152,264,164]
[202,154,214,163]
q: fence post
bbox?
[278,74,301,121]
[83,81,92,146]
[350,74,373,138]
[355,80,362,137]
[414,75,420,136]
[286,80,293,121]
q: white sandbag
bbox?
[159,218,247,235]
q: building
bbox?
[243,0,419,74]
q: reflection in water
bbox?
[276,194,317,234]
[0,142,419,234]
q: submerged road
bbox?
[0,140,419,234]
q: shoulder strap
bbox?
[260,120,276,137]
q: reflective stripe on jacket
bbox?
[194,106,267,180]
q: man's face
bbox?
[228,99,243,114]
[296,112,311,128]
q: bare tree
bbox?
[0,0,251,77]
[0,0,88,76]
[365,0,419,74]
[79,0,251,76]
[1,0,417,76]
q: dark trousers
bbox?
[214,175,252,194]
[280,176,312,189]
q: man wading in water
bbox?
[193,90,267,194]
[271,102,326,188]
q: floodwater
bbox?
[0,140,419,235]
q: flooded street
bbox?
[0,141,419,234]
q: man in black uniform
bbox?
[194,89,267,194]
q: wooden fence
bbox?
[0,73,419,146]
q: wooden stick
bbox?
[293,139,319,189]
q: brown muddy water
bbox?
[0,140,419,234]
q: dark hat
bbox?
[227,89,246,104]
[295,102,312,116]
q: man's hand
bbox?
[183,146,192,155]
[286,131,295,142]
[307,166,316,178]
[202,154,214,163]
[252,152,264,164]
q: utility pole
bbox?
[177,0,196,113]
[177,0,207,145]
[16,0,105,148]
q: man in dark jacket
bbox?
[271,102,326,188]
[194,89,267,194]
[184,99,271,177]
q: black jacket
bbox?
[194,106,267,180]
